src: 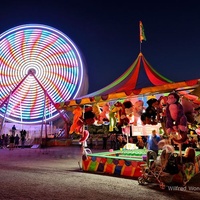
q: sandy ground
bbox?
[0,145,200,200]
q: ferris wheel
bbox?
[0,24,87,124]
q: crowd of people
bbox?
[0,125,27,150]
[85,128,165,151]
[85,127,200,155]
[86,132,148,150]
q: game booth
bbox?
[82,149,200,179]
[81,126,200,187]
[55,52,200,187]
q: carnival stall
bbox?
[55,52,200,141]
[55,52,200,186]
[82,149,200,181]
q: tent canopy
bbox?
[55,52,199,109]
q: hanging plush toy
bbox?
[141,98,159,125]
[118,102,129,127]
[194,107,200,125]
[132,100,144,126]
[123,100,133,117]
[165,92,188,143]
[158,96,168,134]
[110,101,129,132]
[158,96,168,120]
[84,106,95,125]
[98,103,110,124]
[181,97,195,124]
[92,103,101,122]
[109,104,118,132]
[69,106,83,134]
[110,101,122,123]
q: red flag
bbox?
[139,21,146,43]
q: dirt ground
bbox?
[0,145,200,200]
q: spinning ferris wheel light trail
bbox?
[0,24,87,124]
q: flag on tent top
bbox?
[139,21,146,43]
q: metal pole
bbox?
[29,70,68,124]
[0,74,30,109]
[0,93,12,135]
[40,92,46,147]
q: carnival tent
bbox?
[55,52,199,109]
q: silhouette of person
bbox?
[12,125,16,135]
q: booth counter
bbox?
[82,149,200,182]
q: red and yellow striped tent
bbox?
[55,52,199,109]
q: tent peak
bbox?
[139,52,143,57]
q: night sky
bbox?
[1,0,200,94]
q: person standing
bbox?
[3,134,9,149]
[88,135,93,149]
[15,134,20,148]
[102,133,108,150]
[9,134,15,150]
[110,133,116,150]
[12,125,16,135]
[136,136,145,149]
[94,135,99,149]
[0,135,3,149]
[20,130,26,149]
[23,129,27,137]
[147,130,161,156]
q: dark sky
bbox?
[1,0,200,94]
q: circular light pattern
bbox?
[0,24,87,124]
